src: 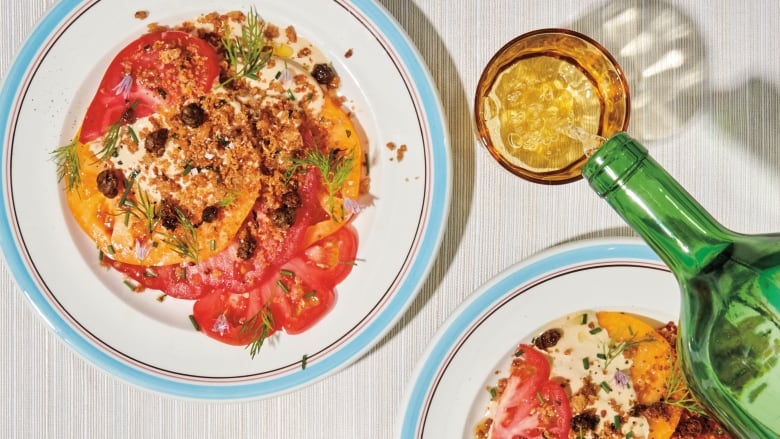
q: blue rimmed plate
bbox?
[397,239,679,438]
[0,0,450,399]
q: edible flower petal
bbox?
[134,239,151,260]
[614,369,630,388]
[213,313,229,336]
[112,74,133,100]
[344,197,362,214]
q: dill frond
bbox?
[94,100,139,162]
[51,138,81,191]
[662,355,708,415]
[599,331,654,368]
[241,307,275,359]
[288,148,355,219]
[220,8,273,87]
[118,184,160,234]
[158,208,199,262]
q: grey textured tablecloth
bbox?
[2,1,778,437]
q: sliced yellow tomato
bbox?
[320,94,362,200]
[65,140,257,266]
[301,94,364,249]
[596,312,682,439]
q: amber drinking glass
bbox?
[474,29,630,184]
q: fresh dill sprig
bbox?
[118,183,160,234]
[598,328,654,368]
[662,354,708,415]
[95,121,121,161]
[158,208,199,262]
[95,100,139,162]
[241,307,275,359]
[220,8,272,87]
[51,138,81,191]
[288,148,354,219]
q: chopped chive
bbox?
[280,269,295,277]
[107,245,115,255]
[600,381,612,393]
[514,348,525,357]
[488,387,497,399]
[597,353,607,360]
[98,249,105,261]
[127,125,139,144]
[274,70,282,80]
[536,391,545,404]
[301,354,308,370]
[156,294,166,302]
[589,327,603,335]
[582,357,590,370]
[580,313,588,324]
[276,279,289,294]
[613,415,621,430]
[123,280,138,291]
[303,290,317,299]
[286,89,295,100]
[188,315,201,331]
[209,240,216,251]
[180,267,187,280]
[625,432,634,439]
[143,268,157,278]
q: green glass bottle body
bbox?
[583,132,780,437]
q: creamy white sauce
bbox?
[484,311,651,439]
[545,311,649,438]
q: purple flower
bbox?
[614,369,630,388]
[112,74,133,100]
[278,67,293,84]
[134,240,151,260]
[212,314,229,336]
[344,197,362,214]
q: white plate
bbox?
[397,238,680,438]
[0,0,450,399]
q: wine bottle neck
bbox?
[583,133,732,276]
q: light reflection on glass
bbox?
[569,0,708,141]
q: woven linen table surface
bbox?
[2,1,778,438]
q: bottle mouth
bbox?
[582,132,648,197]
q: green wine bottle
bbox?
[582,132,780,437]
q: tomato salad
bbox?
[52,10,368,357]
[475,311,731,439]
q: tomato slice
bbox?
[266,273,335,335]
[79,30,219,143]
[270,225,358,334]
[192,288,276,346]
[298,94,364,249]
[283,226,358,288]
[490,344,572,439]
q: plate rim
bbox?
[0,0,452,400]
[395,237,670,438]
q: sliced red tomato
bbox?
[79,30,220,143]
[105,241,261,300]
[191,288,276,346]
[266,273,335,335]
[282,226,358,288]
[106,170,326,300]
[270,225,358,333]
[490,344,572,439]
